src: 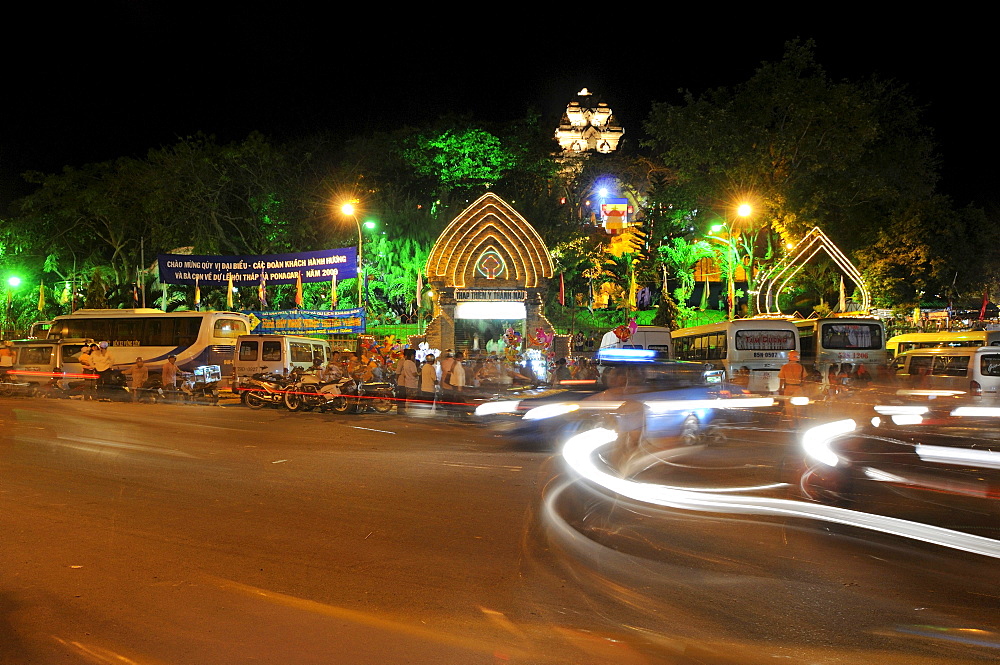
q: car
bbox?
[477,350,767,450]
[800,401,1000,539]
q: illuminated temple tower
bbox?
[554,88,624,154]
[422,193,568,357]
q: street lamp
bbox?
[5,275,22,337]
[707,226,737,320]
[340,201,363,309]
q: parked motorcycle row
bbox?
[0,367,222,405]
[239,370,395,414]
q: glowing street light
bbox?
[340,200,363,308]
[737,203,753,218]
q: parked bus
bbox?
[46,309,251,377]
[886,330,1000,357]
[671,319,799,392]
[793,317,886,372]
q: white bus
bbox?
[46,309,252,377]
[793,317,886,372]
[886,330,1000,357]
[671,319,799,392]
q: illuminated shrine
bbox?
[423,193,564,355]
[555,88,624,154]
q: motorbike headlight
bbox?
[475,400,521,417]
[523,403,580,421]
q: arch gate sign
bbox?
[423,193,562,355]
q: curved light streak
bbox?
[561,427,1000,559]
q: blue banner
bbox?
[245,308,366,334]
[158,248,357,286]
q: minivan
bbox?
[11,338,93,389]
[894,346,1000,397]
[598,325,673,356]
[233,334,333,388]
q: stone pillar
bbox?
[425,288,456,352]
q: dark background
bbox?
[3,6,992,212]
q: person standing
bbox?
[395,348,419,414]
[124,357,149,402]
[778,350,807,424]
[444,351,467,413]
[420,353,438,406]
[92,342,115,399]
[161,354,180,389]
[0,340,15,370]
[439,350,456,387]
[79,343,97,400]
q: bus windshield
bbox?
[734,330,796,351]
[821,323,883,350]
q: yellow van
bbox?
[886,331,1000,357]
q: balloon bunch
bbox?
[528,327,554,350]
[612,318,638,342]
[504,327,522,349]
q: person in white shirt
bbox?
[420,354,437,402]
[395,349,419,414]
[92,341,115,399]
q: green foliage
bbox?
[658,237,713,306]
[644,39,938,253]
[402,127,518,192]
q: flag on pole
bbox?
[226,276,234,310]
[194,276,201,309]
[980,289,989,320]
[38,282,45,312]
[559,273,565,306]
[60,282,70,305]
[132,283,139,307]
[295,271,303,308]
[258,271,267,307]
[838,276,846,312]
[415,272,423,307]
[331,269,338,309]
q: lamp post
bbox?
[707,203,752,320]
[5,275,22,338]
[340,202,363,309]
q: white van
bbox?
[894,347,1000,397]
[11,338,92,389]
[598,325,673,356]
[233,335,332,387]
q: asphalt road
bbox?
[1,397,997,664]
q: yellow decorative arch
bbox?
[426,193,554,288]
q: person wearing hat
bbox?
[779,351,807,396]
[779,350,808,425]
[92,341,115,399]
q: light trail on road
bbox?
[561,427,1000,559]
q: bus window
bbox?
[735,329,796,351]
[932,356,969,377]
[820,323,883,350]
[239,341,259,362]
[981,355,1000,376]
[290,342,314,363]
[18,346,53,365]
[262,341,282,362]
[215,319,248,338]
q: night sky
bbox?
[3,7,994,213]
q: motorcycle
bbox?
[240,372,294,409]
[326,377,396,414]
[283,371,340,412]
[35,368,71,399]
